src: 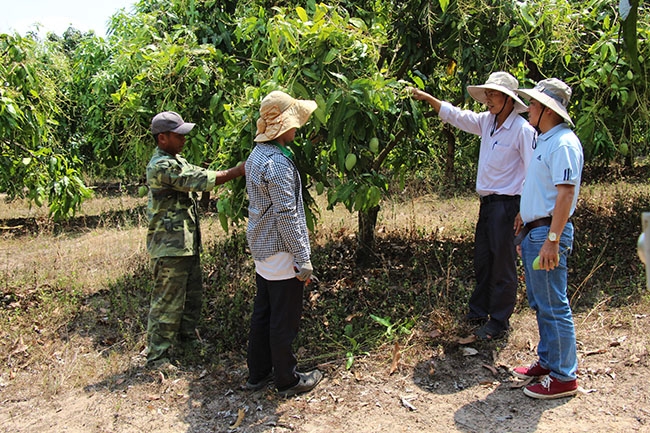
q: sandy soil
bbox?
[1,305,648,433]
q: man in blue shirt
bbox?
[512,79,584,399]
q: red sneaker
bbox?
[524,376,578,399]
[512,360,551,379]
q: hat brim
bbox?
[516,89,574,127]
[254,100,317,142]
[466,84,528,114]
[170,123,195,135]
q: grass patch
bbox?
[0,174,648,392]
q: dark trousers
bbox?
[247,273,304,390]
[469,198,520,329]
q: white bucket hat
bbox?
[466,71,528,114]
[254,91,318,142]
[516,78,574,127]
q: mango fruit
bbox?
[345,153,357,171]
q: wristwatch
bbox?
[547,232,559,243]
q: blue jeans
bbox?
[521,223,577,381]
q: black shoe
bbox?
[465,316,488,328]
[244,372,273,391]
[473,321,508,341]
[277,370,323,397]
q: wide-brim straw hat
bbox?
[516,78,574,127]
[254,91,318,142]
[466,71,528,114]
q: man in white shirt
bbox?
[411,72,535,340]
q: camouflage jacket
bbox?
[146,148,217,258]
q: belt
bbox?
[514,216,553,246]
[479,194,520,205]
[525,216,552,229]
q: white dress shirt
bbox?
[439,101,535,197]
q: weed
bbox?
[0,170,649,400]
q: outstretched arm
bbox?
[410,88,443,114]
[215,162,245,185]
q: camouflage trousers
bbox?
[146,255,202,363]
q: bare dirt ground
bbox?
[1,304,649,433]
[1,192,649,432]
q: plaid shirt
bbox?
[245,142,311,265]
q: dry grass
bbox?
[0,180,648,402]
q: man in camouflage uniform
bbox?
[145,111,245,368]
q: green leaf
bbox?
[439,0,450,13]
[328,71,349,84]
[323,48,339,64]
[296,6,309,22]
[370,314,392,328]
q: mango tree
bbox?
[505,0,649,163]
[0,33,92,220]
[227,4,426,263]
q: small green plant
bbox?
[343,323,369,370]
[369,314,415,341]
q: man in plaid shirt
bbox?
[244,91,323,397]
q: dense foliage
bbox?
[1,0,647,227]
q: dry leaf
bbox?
[229,408,245,430]
[482,364,498,376]
[429,329,442,339]
[10,337,28,357]
[400,395,417,411]
[527,339,534,351]
[389,341,401,375]
[610,336,627,347]
[509,377,533,389]
[457,335,477,345]
[461,347,478,356]
[578,386,598,394]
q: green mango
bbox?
[532,254,560,270]
[369,137,379,153]
[345,153,357,171]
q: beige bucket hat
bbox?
[466,71,528,114]
[516,78,574,127]
[254,91,318,142]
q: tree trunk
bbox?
[356,205,380,267]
